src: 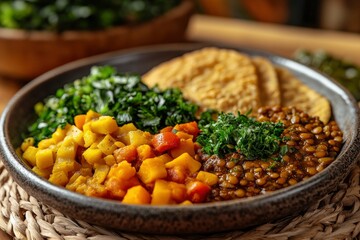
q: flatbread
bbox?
[143,47,261,114]
[143,47,332,123]
[276,67,331,123]
[252,57,281,107]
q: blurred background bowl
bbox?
[0,0,194,81]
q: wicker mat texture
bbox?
[1,158,360,240]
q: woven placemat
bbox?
[1,158,360,240]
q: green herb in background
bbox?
[0,0,180,31]
[27,66,198,144]
[294,50,360,101]
[197,112,285,160]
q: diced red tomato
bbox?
[186,180,211,203]
[152,132,180,153]
[174,121,200,137]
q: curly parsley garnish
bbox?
[27,66,198,144]
[197,112,285,160]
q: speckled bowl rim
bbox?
[1,43,360,234]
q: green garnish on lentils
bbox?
[27,66,198,144]
[197,112,285,160]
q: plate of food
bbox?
[0,43,359,234]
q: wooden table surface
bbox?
[0,14,359,239]
[1,14,360,114]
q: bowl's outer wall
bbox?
[1,44,359,234]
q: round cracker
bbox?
[143,48,261,114]
[276,67,331,123]
[252,57,281,107]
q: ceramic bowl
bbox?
[0,0,194,81]
[1,43,359,234]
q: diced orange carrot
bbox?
[160,126,173,133]
[174,121,200,138]
[74,114,86,130]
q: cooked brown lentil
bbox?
[198,106,343,201]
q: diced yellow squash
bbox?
[52,158,79,174]
[151,180,172,205]
[79,167,93,177]
[104,154,116,166]
[57,137,77,159]
[82,122,91,132]
[176,131,193,140]
[170,138,195,158]
[138,157,167,184]
[32,166,52,178]
[68,172,82,185]
[83,148,103,165]
[180,200,193,205]
[85,110,101,123]
[84,182,107,198]
[48,171,68,186]
[90,138,103,149]
[91,164,110,184]
[118,123,138,134]
[52,125,69,143]
[137,144,155,161]
[114,141,125,148]
[122,185,151,204]
[66,174,88,191]
[66,125,84,146]
[22,146,38,167]
[38,138,56,149]
[165,153,201,173]
[116,123,138,145]
[91,116,118,134]
[107,161,136,180]
[168,181,187,203]
[196,171,219,186]
[128,130,152,147]
[83,129,98,148]
[21,137,34,152]
[36,148,54,169]
[75,183,88,194]
[97,134,117,155]
[157,153,173,164]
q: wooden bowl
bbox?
[0,0,194,81]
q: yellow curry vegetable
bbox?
[21,110,218,205]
